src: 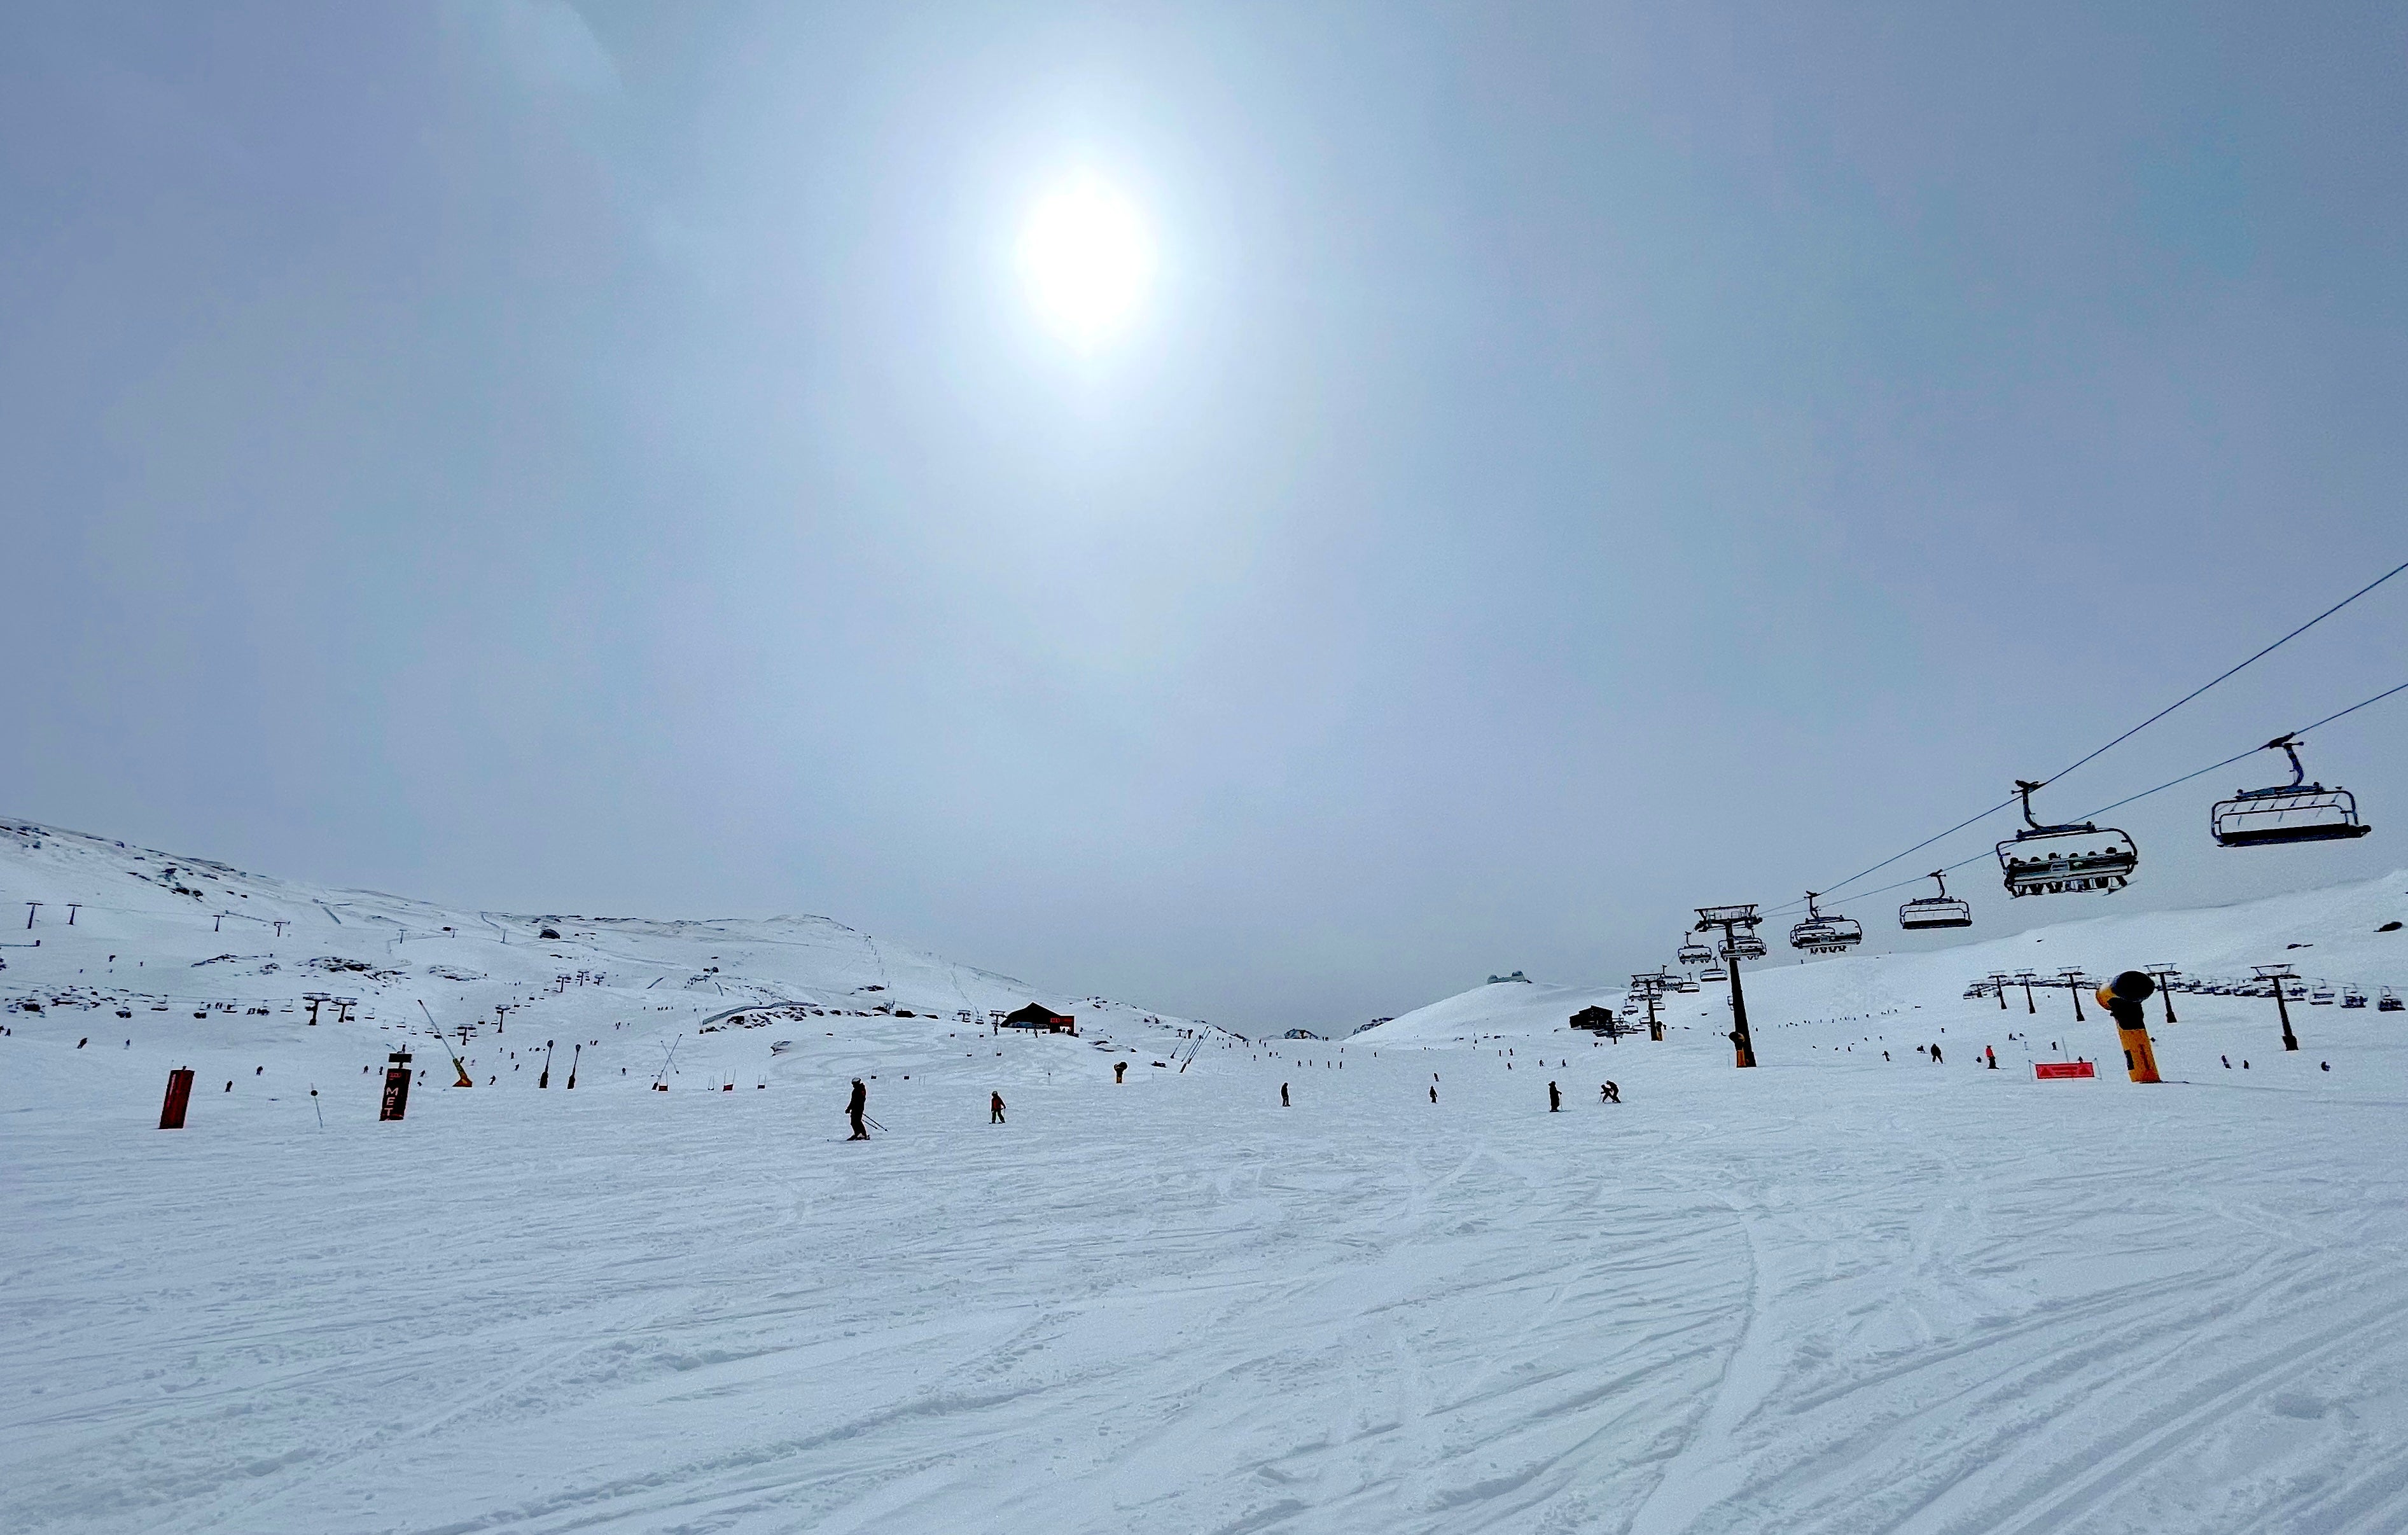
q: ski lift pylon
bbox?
[2210,735,2372,847]
[1898,869,1973,931]
[1996,780,2138,898]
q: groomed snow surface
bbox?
[7,819,2408,1534]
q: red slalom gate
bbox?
[158,1069,195,1129]
[2034,1060,2097,1080]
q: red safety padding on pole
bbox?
[159,1069,195,1129]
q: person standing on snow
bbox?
[1930,1043,1943,1064]
[1601,1081,1620,1104]
[846,1078,870,1140]
[1280,1082,1290,1107]
[1547,1080,1561,1112]
[991,1090,1005,1124]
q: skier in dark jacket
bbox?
[990,1090,1005,1124]
[1280,1082,1290,1107]
[1547,1080,1561,1112]
[846,1078,869,1140]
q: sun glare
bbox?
[1019,176,1152,344]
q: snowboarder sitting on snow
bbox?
[1601,1081,1620,1104]
[846,1078,870,1140]
[990,1090,1005,1124]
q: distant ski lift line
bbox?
[1782,558,2408,913]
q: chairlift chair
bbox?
[1699,964,1727,982]
[2342,986,2367,1010]
[1995,780,2138,897]
[2381,987,2403,1013]
[2309,982,2336,1006]
[1676,936,1714,968]
[2211,735,2372,847]
[1898,870,1973,931]
[1788,893,1863,954]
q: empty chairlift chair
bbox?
[1898,869,1973,931]
[1996,780,2139,898]
[1788,893,1863,955]
[2211,735,2373,848]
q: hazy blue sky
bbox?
[6,3,2405,1029]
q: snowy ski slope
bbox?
[6,817,2408,1534]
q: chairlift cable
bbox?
[1813,674,2408,910]
[2037,556,2408,790]
[1785,560,2408,912]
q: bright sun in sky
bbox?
[1019,176,1153,344]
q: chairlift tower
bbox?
[1694,905,1764,1067]
[1986,971,2012,1010]
[2014,970,2040,1015]
[1628,972,1669,1041]
[2253,964,2303,1052]
[2145,965,2181,1024]
[2057,968,2091,1021]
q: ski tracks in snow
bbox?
[8,1037,2408,1533]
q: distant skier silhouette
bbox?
[991,1090,1005,1124]
[846,1078,869,1140]
[1601,1081,1620,1104]
[1547,1080,1561,1112]
[1280,1082,1290,1107]
[1429,1084,1438,1104]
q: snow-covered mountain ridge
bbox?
[0,814,1190,1045]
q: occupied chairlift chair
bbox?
[1996,779,2138,897]
[1676,934,1715,968]
[2211,735,2374,848]
[1722,929,1768,961]
[1788,893,1864,954]
[1898,869,1973,931]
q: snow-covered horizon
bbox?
[8,816,2408,1533]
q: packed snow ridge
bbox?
[7,814,2408,1534]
